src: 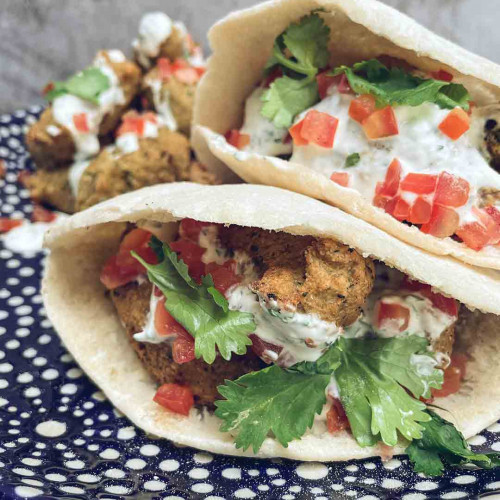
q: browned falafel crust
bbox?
[24,168,75,213]
[485,120,500,172]
[76,128,190,211]
[219,226,375,326]
[110,281,264,408]
[25,53,141,170]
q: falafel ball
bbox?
[485,119,500,172]
[76,128,190,211]
[26,52,141,170]
[142,68,196,136]
[110,281,264,408]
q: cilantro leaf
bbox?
[261,76,319,128]
[332,59,470,110]
[132,237,255,364]
[45,67,110,104]
[407,410,500,476]
[329,336,442,446]
[260,13,329,128]
[215,365,330,452]
[345,153,360,167]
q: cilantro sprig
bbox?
[45,67,110,104]
[260,13,330,128]
[215,336,442,451]
[132,237,255,364]
[407,410,500,476]
[331,59,470,110]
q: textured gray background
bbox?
[0,0,498,112]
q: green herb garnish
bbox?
[345,153,361,167]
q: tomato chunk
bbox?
[362,106,398,139]
[400,173,437,194]
[380,158,402,197]
[376,301,410,332]
[154,296,188,338]
[157,57,173,80]
[172,329,196,364]
[205,260,241,295]
[289,119,308,146]
[438,108,470,140]
[179,218,212,243]
[348,94,376,124]
[408,196,432,224]
[153,383,194,415]
[31,204,56,223]
[100,255,142,290]
[116,228,152,267]
[456,222,492,251]
[337,74,352,94]
[430,69,453,82]
[330,172,349,187]
[326,398,350,433]
[431,354,467,399]
[174,66,201,84]
[391,196,411,221]
[170,239,205,282]
[300,110,339,148]
[117,112,145,137]
[434,172,470,208]
[263,67,283,88]
[225,129,250,149]
[0,218,23,233]
[485,205,500,225]
[73,113,89,133]
[420,204,459,238]
[402,278,458,317]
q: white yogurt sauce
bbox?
[46,125,61,137]
[52,50,126,161]
[133,12,173,69]
[239,88,292,156]
[114,118,160,155]
[68,160,91,197]
[147,78,177,131]
[134,291,163,344]
[288,89,499,225]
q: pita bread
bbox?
[192,0,500,270]
[43,183,500,461]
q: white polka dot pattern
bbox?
[0,107,499,499]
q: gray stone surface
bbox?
[0,0,498,112]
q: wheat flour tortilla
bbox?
[42,183,500,461]
[191,0,500,270]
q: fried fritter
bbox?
[478,186,500,208]
[485,119,500,172]
[219,227,375,326]
[110,281,264,407]
[24,168,75,213]
[76,128,190,211]
[433,323,455,362]
[142,68,196,136]
[26,53,141,170]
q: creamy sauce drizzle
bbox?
[68,160,91,197]
[133,12,173,69]
[147,78,177,131]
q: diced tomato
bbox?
[456,221,492,251]
[117,112,145,137]
[348,94,376,124]
[179,218,213,243]
[433,172,470,208]
[438,108,470,140]
[249,334,282,364]
[172,329,196,364]
[154,296,187,338]
[31,204,56,223]
[380,158,402,197]
[174,67,201,84]
[263,67,283,88]
[408,196,432,224]
[316,70,337,99]
[472,206,500,245]
[337,74,352,94]
[330,172,349,187]
[289,119,308,146]
[402,278,459,317]
[431,354,467,399]
[485,205,500,225]
[362,106,398,139]
[157,57,173,79]
[100,255,143,290]
[205,260,241,295]
[430,69,453,82]
[73,113,89,133]
[225,129,250,149]
[391,196,411,221]
[170,239,205,282]
[326,398,350,433]
[300,110,338,148]
[420,204,459,238]
[376,301,410,332]
[400,173,438,194]
[115,228,152,267]
[0,160,5,179]
[373,192,393,210]
[153,383,194,416]
[0,218,23,233]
